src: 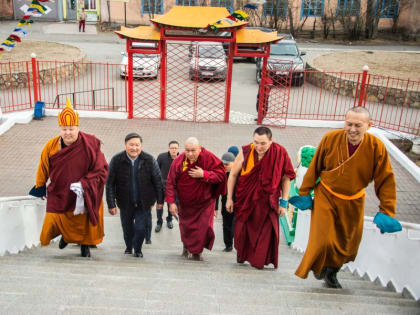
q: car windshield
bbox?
[133,54,157,58]
[197,46,225,59]
[270,43,299,56]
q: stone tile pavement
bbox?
[0,117,419,223]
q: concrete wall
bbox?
[0,0,14,19]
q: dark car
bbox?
[256,37,306,86]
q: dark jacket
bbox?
[106,150,164,210]
[157,151,178,185]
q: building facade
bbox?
[100,0,418,36]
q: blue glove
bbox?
[373,212,402,234]
[29,185,46,198]
[288,195,313,210]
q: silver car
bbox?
[120,43,160,79]
[189,43,227,81]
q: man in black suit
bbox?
[106,133,164,258]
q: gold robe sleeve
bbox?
[35,137,60,188]
[373,142,396,217]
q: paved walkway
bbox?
[0,117,419,223]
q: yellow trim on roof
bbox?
[115,26,161,41]
[151,6,247,29]
[236,29,282,44]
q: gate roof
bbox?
[150,6,247,29]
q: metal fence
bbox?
[259,66,420,135]
[1,57,419,136]
[1,59,127,113]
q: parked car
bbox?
[256,37,306,86]
[120,42,160,79]
[189,43,227,81]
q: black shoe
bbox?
[146,239,152,244]
[314,267,327,280]
[167,221,174,229]
[81,245,91,257]
[237,255,244,264]
[155,224,162,232]
[124,248,132,254]
[134,251,143,258]
[324,267,342,289]
[59,237,68,249]
[223,246,233,252]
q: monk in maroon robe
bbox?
[166,137,226,261]
[227,127,295,269]
[31,98,108,258]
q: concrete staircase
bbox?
[0,216,418,315]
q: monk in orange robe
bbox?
[294,106,396,288]
[30,98,108,257]
[166,137,226,261]
[226,127,295,269]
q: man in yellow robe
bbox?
[294,106,397,288]
[30,98,108,257]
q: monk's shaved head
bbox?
[184,137,201,162]
[346,106,371,121]
[185,137,200,147]
[344,106,373,145]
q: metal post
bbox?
[31,53,39,104]
[358,65,369,107]
[257,45,269,125]
[128,49,133,119]
[224,36,235,123]
[160,39,167,120]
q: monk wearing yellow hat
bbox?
[30,98,108,257]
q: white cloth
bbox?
[70,182,86,215]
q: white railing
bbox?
[0,196,46,256]
[291,210,420,301]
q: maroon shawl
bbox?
[165,147,226,253]
[46,132,108,226]
[234,143,295,268]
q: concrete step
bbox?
[0,217,417,314]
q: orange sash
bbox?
[320,180,365,200]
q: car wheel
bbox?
[256,70,261,84]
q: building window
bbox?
[376,0,399,18]
[264,0,288,18]
[176,0,197,5]
[301,0,324,17]
[210,0,233,13]
[336,0,360,16]
[84,0,96,10]
[142,0,163,14]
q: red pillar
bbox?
[224,34,235,123]
[160,39,167,120]
[357,65,369,107]
[257,45,270,125]
[127,41,133,119]
[31,53,39,105]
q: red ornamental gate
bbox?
[129,40,233,122]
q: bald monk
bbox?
[165,137,226,261]
[226,127,295,269]
[294,106,397,288]
[30,98,108,257]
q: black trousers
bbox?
[120,204,151,253]
[221,208,235,248]
[157,202,173,225]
